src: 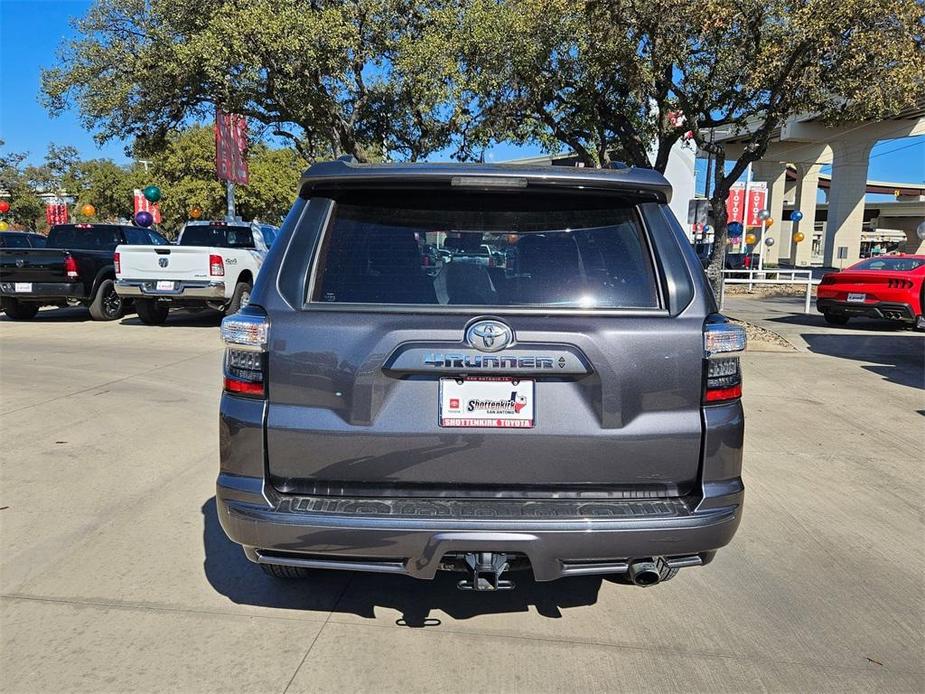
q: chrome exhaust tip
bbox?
[627,558,664,587]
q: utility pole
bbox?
[704,130,715,199]
[226,181,235,221]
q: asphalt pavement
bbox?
[1,302,922,693]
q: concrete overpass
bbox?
[709,102,925,266]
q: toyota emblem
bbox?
[465,320,513,352]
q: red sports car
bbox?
[817,254,925,328]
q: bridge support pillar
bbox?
[823,139,874,268]
[791,164,822,267]
[751,161,787,265]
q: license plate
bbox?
[439,377,534,428]
[13,283,32,293]
[156,280,175,291]
[847,293,866,303]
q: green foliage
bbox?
[36,0,925,285]
[41,0,458,162]
[0,142,48,231]
[420,0,923,287]
[140,126,307,234]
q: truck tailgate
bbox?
[117,245,210,280]
[0,249,69,283]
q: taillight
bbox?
[64,255,79,280]
[887,278,912,289]
[220,308,268,398]
[703,317,746,404]
[114,251,121,275]
[210,254,225,276]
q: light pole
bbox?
[757,208,771,272]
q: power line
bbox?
[869,139,923,159]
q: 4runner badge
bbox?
[465,320,513,353]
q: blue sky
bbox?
[2,0,923,196]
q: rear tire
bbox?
[260,563,313,579]
[225,281,252,316]
[88,279,124,321]
[823,312,849,326]
[1,298,39,320]
[135,298,170,326]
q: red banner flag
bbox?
[215,109,249,185]
[745,184,768,227]
[726,182,768,227]
[727,184,746,224]
[46,202,68,226]
[133,190,162,223]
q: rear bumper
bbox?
[0,282,85,301]
[216,473,743,581]
[817,298,915,321]
[115,278,225,301]
[217,393,745,582]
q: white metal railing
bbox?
[718,269,818,314]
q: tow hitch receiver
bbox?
[457,552,514,591]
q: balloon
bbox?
[0,221,9,232]
[703,225,713,234]
[765,217,774,228]
[790,210,804,222]
[793,232,805,243]
[764,237,775,247]
[917,220,925,241]
[135,210,154,227]
[757,209,771,221]
[0,200,10,214]
[728,221,743,236]
[143,185,162,203]
[745,233,757,245]
[81,203,96,217]
[190,206,203,219]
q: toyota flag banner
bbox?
[45,202,68,226]
[726,182,767,227]
[133,190,162,223]
[215,109,249,185]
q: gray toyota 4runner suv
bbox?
[216,161,745,590]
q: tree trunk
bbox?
[705,149,730,302]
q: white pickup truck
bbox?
[115,220,277,325]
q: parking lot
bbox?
[1,302,922,693]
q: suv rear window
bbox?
[311,193,660,308]
[47,225,123,249]
[179,225,254,248]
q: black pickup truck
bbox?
[0,223,168,320]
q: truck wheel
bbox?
[260,563,312,579]
[88,279,125,321]
[823,312,849,326]
[226,281,252,315]
[135,299,170,326]
[1,298,39,320]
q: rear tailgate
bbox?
[265,312,705,496]
[117,245,211,281]
[0,249,69,283]
[264,188,706,497]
